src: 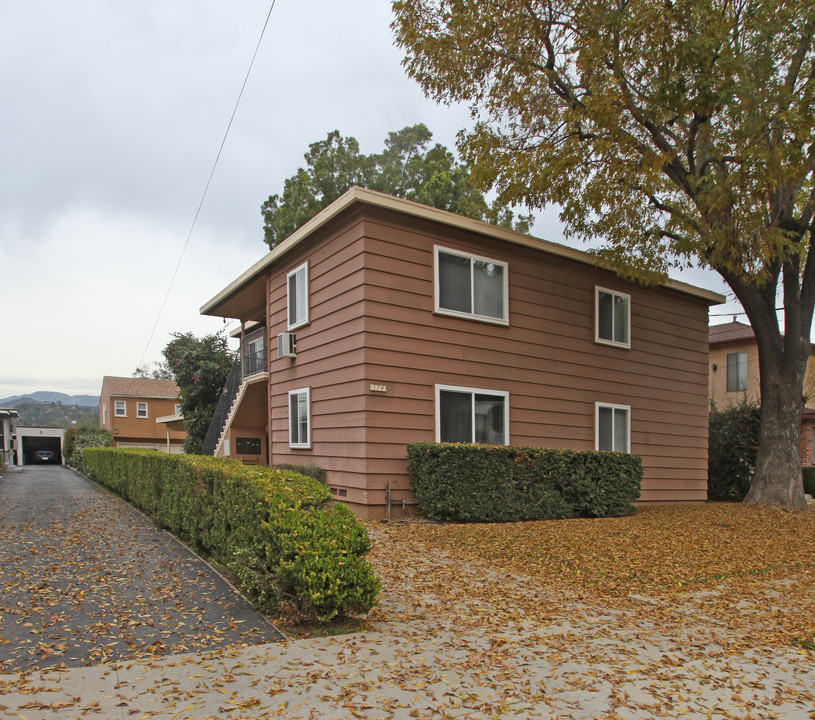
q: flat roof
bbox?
[201,186,725,318]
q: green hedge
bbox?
[803,466,815,496]
[68,424,112,473]
[708,400,760,501]
[81,448,380,622]
[407,442,642,522]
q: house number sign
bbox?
[369,384,387,393]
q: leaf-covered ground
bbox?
[366,503,815,653]
[0,468,282,673]
[2,476,813,719]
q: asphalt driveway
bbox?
[0,464,283,672]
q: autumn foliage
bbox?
[407,442,642,522]
[81,448,380,623]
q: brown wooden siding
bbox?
[357,207,710,509]
[265,211,372,502]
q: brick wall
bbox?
[800,416,815,467]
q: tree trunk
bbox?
[743,334,810,511]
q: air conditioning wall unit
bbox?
[277,332,296,358]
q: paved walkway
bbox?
[0,465,283,673]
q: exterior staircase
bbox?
[202,356,242,456]
[202,340,269,457]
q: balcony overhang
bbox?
[156,414,185,432]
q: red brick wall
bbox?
[800,417,815,467]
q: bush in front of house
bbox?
[81,447,380,623]
[68,423,112,473]
[802,466,815,496]
[406,442,642,522]
[273,463,327,484]
[708,400,760,501]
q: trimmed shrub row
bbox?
[407,442,642,522]
[81,448,379,622]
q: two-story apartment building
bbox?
[99,376,185,452]
[201,187,724,518]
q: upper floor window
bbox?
[596,402,630,453]
[114,401,126,417]
[435,385,509,445]
[288,387,310,449]
[287,262,308,330]
[175,404,182,416]
[434,246,508,324]
[137,402,148,418]
[595,287,630,348]
[726,352,748,392]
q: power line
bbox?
[709,307,784,317]
[137,1,277,369]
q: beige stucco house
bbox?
[709,319,815,466]
[99,377,185,453]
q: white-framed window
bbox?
[137,402,148,418]
[595,402,630,453]
[288,387,310,448]
[114,400,126,417]
[726,352,748,392]
[287,262,308,330]
[435,384,509,445]
[175,403,182,415]
[595,287,631,348]
[434,246,508,324]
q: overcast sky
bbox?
[0,0,735,399]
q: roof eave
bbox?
[200,186,726,318]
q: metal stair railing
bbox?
[202,354,242,456]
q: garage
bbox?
[17,427,64,465]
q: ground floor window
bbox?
[288,388,310,448]
[435,385,508,444]
[596,402,630,453]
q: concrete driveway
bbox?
[0,464,283,673]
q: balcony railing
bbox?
[243,347,266,377]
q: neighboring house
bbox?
[1,407,20,468]
[99,377,185,452]
[709,320,815,466]
[201,186,724,518]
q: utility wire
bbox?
[138,1,277,369]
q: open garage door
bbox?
[21,435,62,465]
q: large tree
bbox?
[261,123,533,249]
[162,331,233,455]
[393,0,815,510]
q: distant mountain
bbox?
[0,391,100,408]
[10,401,98,429]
